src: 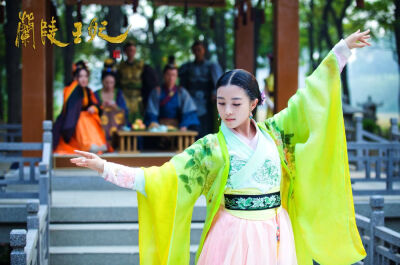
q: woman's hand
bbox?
[70,150,106,174]
[345,29,371,49]
[88,105,97,114]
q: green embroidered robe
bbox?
[137,51,366,265]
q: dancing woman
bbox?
[71,30,370,265]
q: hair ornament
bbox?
[260,90,266,105]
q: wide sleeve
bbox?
[137,135,217,265]
[267,51,366,265]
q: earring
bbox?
[249,113,253,119]
[218,114,221,121]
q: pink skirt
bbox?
[197,206,298,265]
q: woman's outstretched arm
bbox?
[269,29,371,145]
[70,150,146,195]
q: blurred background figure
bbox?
[53,61,108,154]
[117,40,160,123]
[179,40,222,137]
[95,59,129,151]
[263,53,275,118]
[145,64,199,132]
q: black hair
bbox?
[123,40,136,51]
[101,70,116,81]
[163,63,178,74]
[73,60,89,78]
[216,69,262,117]
[191,40,205,50]
[102,58,117,80]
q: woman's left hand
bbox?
[345,29,371,49]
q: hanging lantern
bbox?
[113,49,121,59]
[356,0,364,8]
[0,1,5,24]
[77,0,82,22]
[132,0,139,13]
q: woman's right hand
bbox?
[344,29,371,49]
[70,150,106,174]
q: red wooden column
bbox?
[46,2,54,121]
[234,0,255,73]
[22,0,48,143]
[273,0,299,112]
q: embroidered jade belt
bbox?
[224,191,281,211]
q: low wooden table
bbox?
[117,130,198,153]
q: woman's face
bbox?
[102,75,115,91]
[216,85,257,129]
[77,69,89,88]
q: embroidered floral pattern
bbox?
[265,119,296,173]
[178,135,215,194]
[226,155,281,191]
[226,155,247,188]
[224,193,281,210]
[252,159,280,187]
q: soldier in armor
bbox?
[117,41,159,123]
[179,41,223,137]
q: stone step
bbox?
[50,191,207,223]
[49,245,198,265]
[50,223,204,246]
[52,175,123,191]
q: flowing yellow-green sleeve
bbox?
[270,51,366,265]
[137,134,220,265]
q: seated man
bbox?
[145,64,199,132]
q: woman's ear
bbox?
[251,98,259,109]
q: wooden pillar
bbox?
[273,0,299,112]
[46,2,54,121]
[22,0,47,143]
[234,0,255,73]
